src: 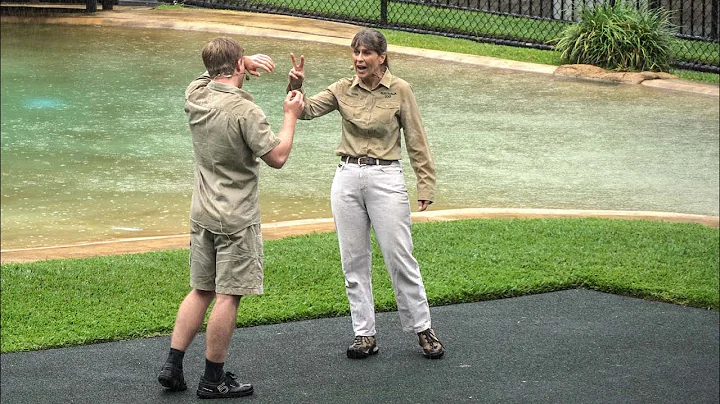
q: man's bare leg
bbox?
[205,293,241,363]
[159,288,215,391]
[171,289,216,351]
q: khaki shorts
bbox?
[189,221,264,296]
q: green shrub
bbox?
[555,2,677,72]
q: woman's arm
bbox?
[399,83,437,208]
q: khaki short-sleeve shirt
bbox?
[297,70,436,202]
[185,73,280,234]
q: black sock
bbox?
[204,359,225,382]
[167,348,185,369]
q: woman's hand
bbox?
[243,54,275,77]
[418,200,432,212]
[288,53,305,89]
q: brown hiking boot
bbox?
[346,335,379,359]
[418,328,444,359]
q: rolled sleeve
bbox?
[241,106,280,158]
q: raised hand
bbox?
[243,54,275,77]
[288,53,305,90]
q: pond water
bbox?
[1,23,718,249]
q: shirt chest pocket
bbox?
[338,96,366,122]
[373,101,399,125]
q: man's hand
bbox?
[418,200,432,212]
[284,90,305,118]
[288,53,305,90]
[243,54,275,77]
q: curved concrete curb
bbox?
[412,208,720,228]
[640,78,719,96]
[1,208,717,264]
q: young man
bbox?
[157,37,304,399]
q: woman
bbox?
[287,28,444,359]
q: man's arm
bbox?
[261,90,304,169]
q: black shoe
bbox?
[418,328,445,359]
[197,371,253,399]
[158,363,187,391]
[346,335,379,359]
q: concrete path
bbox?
[1,289,718,403]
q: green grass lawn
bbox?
[1,218,717,353]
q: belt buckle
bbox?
[358,157,370,166]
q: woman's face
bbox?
[353,45,386,84]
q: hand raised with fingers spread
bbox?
[243,54,276,77]
[288,53,305,90]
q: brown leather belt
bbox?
[341,156,396,166]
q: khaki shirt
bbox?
[185,72,280,234]
[298,70,436,202]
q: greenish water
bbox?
[1,23,718,249]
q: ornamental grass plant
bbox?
[555,1,678,72]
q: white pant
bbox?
[331,161,432,336]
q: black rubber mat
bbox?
[1,289,718,404]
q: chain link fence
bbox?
[180,0,718,73]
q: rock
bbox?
[553,64,677,84]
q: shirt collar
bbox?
[351,68,393,91]
[207,80,254,102]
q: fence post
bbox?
[713,0,718,39]
[381,0,388,25]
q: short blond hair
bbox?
[202,37,244,78]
